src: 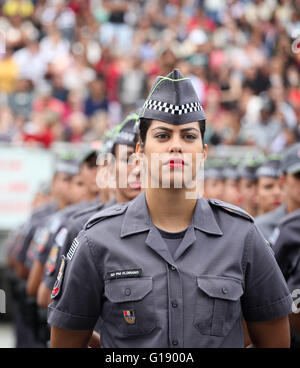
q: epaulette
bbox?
[72,203,105,220]
[278,208,300,227]
[84,202,128,230]
[208,199,254,222]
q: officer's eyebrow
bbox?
[152,127,200,133]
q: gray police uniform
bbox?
[255,204,286,242]
[259,143,300,243]
[43,199,115,291]
[272,209,300,348]
[272,209,300,291]
[48,192,292,348]
[32,201,89,269]
[11,202,57,348]
[15,202,58,266]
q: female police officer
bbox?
[48,70,292,348]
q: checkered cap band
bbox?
[144,100,203,115]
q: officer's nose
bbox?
[131,164,141,178]
[168,135,183,153]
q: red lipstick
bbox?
[168,158,185,168]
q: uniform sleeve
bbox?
[47,230,103,330]
[43,221,80,290]
[272,221,300,281]
[241,224,293,322]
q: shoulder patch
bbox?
[51,256,66,299]
[45,244,59,276]
[208,199,254,222]
[84,203,128,230]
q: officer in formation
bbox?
[6,158,80,347]
[38,113,141,309]
[47,69,292,348]
[33,112,142,347]
[256,143,300,243]
[23,157,93,345]
[261,143,300,347]
[203,153,283,217]
[272,209,300,347]
[5,111,143,348]
[5,183,53,348]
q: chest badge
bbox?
[123,309,135,325]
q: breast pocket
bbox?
[193,275,243,337]
[104,277,156,337]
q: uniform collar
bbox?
[192,197,223,236]
[121,192,223,238]
[121,192,151,238]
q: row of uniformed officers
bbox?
[5,69,300,348]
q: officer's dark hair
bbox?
[139,118,206,148]
[112,133,139,157]
[83,152,98,168]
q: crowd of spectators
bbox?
[0,0,299,152]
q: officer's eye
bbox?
[155,133,170,140]
[264,184,274,190]
[183,134,197,141]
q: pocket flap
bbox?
[105,277,153,303]
[197,276,243,301]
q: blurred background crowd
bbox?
[0,0,299,152]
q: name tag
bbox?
[105,269,142,280]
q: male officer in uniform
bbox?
[48,69,292,348]
[256,143,300,243]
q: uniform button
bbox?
[222,287,228,294]
[125,288,131,296]
[171,300,178,308]
[170,265,176,271]
[172,339,178,346]
[115,207,122,211]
